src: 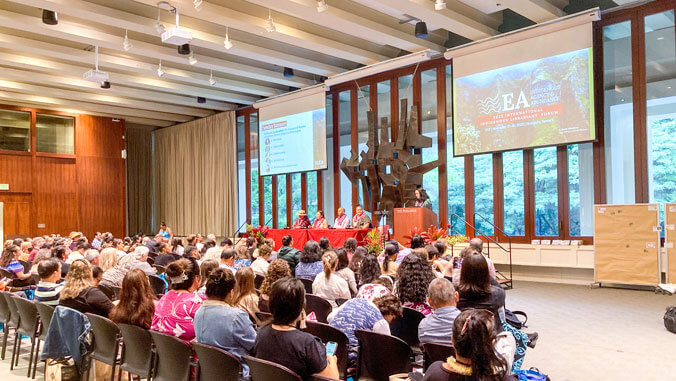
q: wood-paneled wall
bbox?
[0,105,126,241]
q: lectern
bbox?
[392,207,438,244]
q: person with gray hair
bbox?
[84,249,101,266]
[131,246,156,276]
[418,278,460,345]
[468,238,497,281]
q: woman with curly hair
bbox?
[259,259,292,312]
[109,269,156,329]
[294,240,323,281]
[396,251,435,315]
[357,254,381,288]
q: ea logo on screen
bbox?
[478,91,530,115]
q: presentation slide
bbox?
[259,108,326,176]
[453,47,595,156]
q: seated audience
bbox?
[250,244,272,277]
[171,237,185,256]
[0,245,35,287]
[343,238,357,261]
[335,249,357,296]
[153,243,177,267]
[259,259,292,312]
[35,258,64,306]
[202,245,223,262]
[423,309,515,381]
[418,278,460,345]
[396,252,435,315]
[233,267,260,319]
[152,257,203,342]
[348,246,368,279]
[145,234,163,254]
[84,249,100,266]
[19,241,32,261]
[92,266,103,286]
[295,241,323,281]
[380,243,400,277]
[278,235,301,274]
[318,237,331,253]
[312,251,350,307]
[219,249,236,275]
[198,259,220,295]
[358,254,381,288]
[130,246,156,275]
[59,259,114,317]
[30,248,52,274]
[469,238,497,280]
[253,278,339,380]
[234,245,252,271]
[28,237,46,261]
[195,268,257,377]
[312,211,328,229]
[457,253,504,330]
[109,269,156,329]
[99,247,127,288]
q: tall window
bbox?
[534,147,558,236]
[357,85,370,211]
[236,115,246,230]
[263,176,272,226]
[278,175,287,228]
[446,66,465,234]
[0,109,30,152]
[291,173,302,217]
[250,113,259,226]
[503,151,525,236]
[473,154,494,235]
[377,81,391,126]
[421,68,439,212]
[307,172,318,218]
[36,114,74,154]
[322,94,335,222]
[338,90,353,215]
[568,144,594,236]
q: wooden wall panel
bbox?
[76,115,126,158]
[0,154,32,193]
[0,194,31,240]
[34,157,78,236]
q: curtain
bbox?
[153,111,237,236]
[126,127,154,235]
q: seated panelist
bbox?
[351,205,371,229]
[312,211,328,229]
[333,207,350,229]
[293,210,311,229]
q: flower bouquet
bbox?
[245,224,270,248]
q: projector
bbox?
[435,1,446,10]
[83,69,109,83]
[161,27,192,45]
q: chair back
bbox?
[35,303,55,341]
[149,331,194,381]
[355,329,412,381]
[148,275,167,297]
[255,311,272,324]
[421,342,455,371]
[243,355,302,381]
[335,298,348,306]
[118,324,154,378]
[86,313,121,365]
[146,257,155,266]
[302,321,349,379]
[97,284,116,301]
[2,292,21,327]
[390,306,425,347]
[0,291,11,323]
[0,269,15,280]
[12,296,39,337]
[299,278,314,294]
[192,342,242,381]
[305,294,332,323]
[254,274,265,290]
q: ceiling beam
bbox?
[0,9,314,88]
[129,0,389,65]
[245,0,444,53]
[7,0,347,76]
[499,0,565,23]
[0,33,279,98]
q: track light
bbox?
[317,0,328,12]
[224,27,233,50]
[155,7,165,34]
[193,0,203,11]
[188,52,197,65]
[283,67,294,78]
[415,21,428,38]
[178,43,191,55]
[100,81,111,89]
[265,9,276,33]
[122,30,132,51]
[42,9,58,25]
[197,96,206,104]
[157,60,165,77]
[434,0,446,10]
[209,71,216,86]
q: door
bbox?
[0,194,31,241]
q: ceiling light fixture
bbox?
[209,70,216,86]
[42,9,58,25]
[317,0,328,12]
[283,67,294,78]
[435,0,446,10]
[160,3,192,45]
[224,26,233,50]
[100,81,111,89]
[178,43,191,55]
[83,45,109,83]
[188,52,197,65]
[157,60,165,77]
[265,9,276,33]
[193,0,203,11]
[415,21,428,38]
[155,7,166,34]
[122,29,132,51]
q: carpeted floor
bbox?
[0,281,674,380]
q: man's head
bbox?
[33,237,45,249]
[76,241,90,253]
[84,249,100,265]
[220,238,233,248]
[184,245,199,258]
[134,246,150,262]
[337,207,345,216]
[207,234,216,242]
[94,232,102,239]
[220,249,235,266]
[469,238,483,253]
[38,258,61,282]
[427,278,458,310]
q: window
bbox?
[603,20,635,204]
[377,81,391,126]
[534,147,558,236]
[357,85,369,210]
[262,176,272,227]
[446,66,465,235]
[36,114,74,154]
[322,94,335,222]
[473,154,494,235]
[421,68,439,212]
[291,173,302,217]
[503,151,525,236]
[338,90,353,215]
[236,115,246,230]
[568,144,594,236]
[250,113,259,226]
[0,109,30,152]
[278,175,287,228]
[307,171,318,218]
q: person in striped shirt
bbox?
[35,258,64,306]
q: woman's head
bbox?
[0,245,20,267]
[458,253,492,298]
[205,268,236,301]
[234,267,256,304]
[300,240,322,263]
[281,235,293,247]
[99,247,118,271]
[316,210,324,219]
[53,245,67,261]
[452,309,506,378]
[359,254,381,285]
[373,294,403,323]
[410,235,425,249]
[415,187,429,201]
[110,269,156,329]
[318,237,331,251]
[425,245,439,261]
[199,259,220,287]
[269,278,305,326]
[258,244,272,260]
[235,245,250,260]
[382,243,398,272]
[335,248,349,271]
[396,252,435,304]
[260,259,291,295]
[60,259,93,299]
[166,257,200,291]
[348,246,368,273]
[321,251,338,279]
[343,238,357,253]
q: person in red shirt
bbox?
[293,210,311,229]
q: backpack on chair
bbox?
[664,306,676,333]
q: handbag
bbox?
[45,358,81,381]
[664,306,676,333]
[505,309,528,329]
[514,367,550,381]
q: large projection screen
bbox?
[258,89,327,176]
[452,22,595,156]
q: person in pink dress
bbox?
[312,211,328,229]
[151,257,203,342]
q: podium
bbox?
[392,207,438,244]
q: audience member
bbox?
[233,267,260,319]
[30,248,52,274]
[348,246,367,277]
[380,243,400,277]
[28,237,45,261]
[0,245,34,287]
[35,258,64,306]
[92,266,103,286]
[396,252,435,315]
[312,251,350,307]
[358,254,381,288]
[131,246,156,275]
[145,234,163,254]
[195,268,256,377]
[343,238,357,261]
[154,243,177,267]
[219,249,236,275]
[259,259,292,312]
[469,238,497,280]
[109,269,156,329]
[198,259,220,295]
[457,254,504,330]
[295,241,323,281]
[318,236,331,252]
[335,248,357,296]
[418,278,460,345]
[250,244,272,277]
[84,249,100,266]
[277,235,301,274]
[66,241,88,264]
[59,259,113,317]
[253,278,339,380]
[313,211,328,229]
[99,247,127,288]
[171,237,185,256]
[234,245,252,271]
[202,245,223,262]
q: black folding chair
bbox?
[192,342,242,381]
[305,294,332,323]
[118,324,154,380]
[244,355,302,381]
[390,306,426,348]
[0,291,13,360]
[299,278,314,294]
[149,331,194,381]
[355,329,412,381]
[148,275,167,298]
[86,313,121,381]
[35,303,55,377]
[12,296,40,378]
[3,292,22,370]
[254,274,265,290]
[421,342,455,371]
[302,321,349,379]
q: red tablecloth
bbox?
[264,228,370,251]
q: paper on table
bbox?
[646,242,656,249]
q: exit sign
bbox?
[0,184,8,191]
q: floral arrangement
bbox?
[245,224,269,248]
[403,225,467,248]
[364,228,383,256]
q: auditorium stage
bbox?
[262,228,370,251]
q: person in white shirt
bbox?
[333,207,350,229]
[219,248,237,275]
[312,251,351,308]
[66,241,88,264]
[250,244,272,277]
